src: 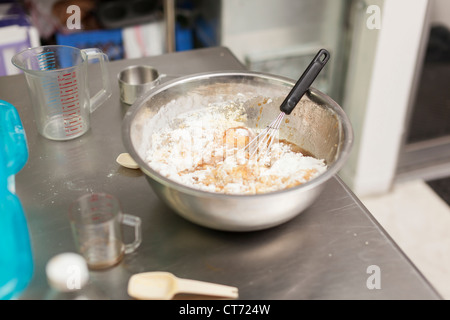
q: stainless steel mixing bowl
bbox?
[122,71,353,232]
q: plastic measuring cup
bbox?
[0,100,33,300]
[68,193,142,270]
[12,45,111,141]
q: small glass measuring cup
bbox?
[68,193,142,270]
[12,45,112,141]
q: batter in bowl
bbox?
[146,102,327,195]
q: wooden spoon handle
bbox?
[176,278,238,299]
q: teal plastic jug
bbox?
[0,100,33,300]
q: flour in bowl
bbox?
[145,103,327,195]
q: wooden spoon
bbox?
[127,271,239,300]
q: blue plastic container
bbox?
[55,29,124,61]
[0,100,33,300]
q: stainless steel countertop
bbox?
[1,47,441,300]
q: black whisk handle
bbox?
[280,49,330,115]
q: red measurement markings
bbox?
[58,71,82,136]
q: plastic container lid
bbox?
[45,253,89,293]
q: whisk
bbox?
[245,49,330,159]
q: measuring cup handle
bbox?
[121,214,142,254]
[82,48,112,113]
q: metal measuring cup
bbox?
[118,65,162,105]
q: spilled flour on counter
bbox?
[145,102,327,195]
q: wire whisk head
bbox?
[243,112,285,160]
